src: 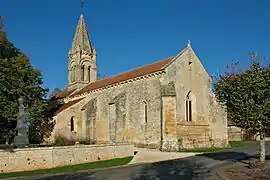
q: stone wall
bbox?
[208,94,228,147]
[52,46,228,151]
[52,75,163,148]
[228,126,243,141]
[160,46,228,151]
[0,143,133,173]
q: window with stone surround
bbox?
[186,91,192,122]
[70,116,74,132]
[81,65,84,81]
[143,101,148,124]
[88,66,91,82]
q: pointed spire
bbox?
[71,14,93,54]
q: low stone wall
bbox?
[228,126,243,141]
[0,143,133,173]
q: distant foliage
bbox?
[97,73,107,80]
[48,88,61,99]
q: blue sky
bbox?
[1,0,269,94]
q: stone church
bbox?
[49,14,228,151]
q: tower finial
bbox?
[80,0,84,14]
[187,40,191,47]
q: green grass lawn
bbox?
[0,156,133,179]
[179,140,256,153]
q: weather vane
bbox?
[80,0,84,13]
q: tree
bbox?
[48,88,61,99]
[0,27,54,144]
[0,16,5,42]
[213,53,270,163]
[97,73,107,80]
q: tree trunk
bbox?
[260,132,266,163]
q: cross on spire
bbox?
[187,40,191,47]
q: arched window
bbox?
[143,101,148,124]
[186,91,192,122]
[81,65,85,81]
[88,66,91,82]
[70,116,74,132]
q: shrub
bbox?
[54,135,76,146]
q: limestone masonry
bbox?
[49,14,229,151]
[0,144,133,173]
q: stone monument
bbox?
[13,97,29,147]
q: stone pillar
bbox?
[68,69,71,84]
[85,66,89,83]
[92,67,97,82]
[76,65,80,82]
[72,67,75,82]
[14,97,29,147]
[161,96,178,151]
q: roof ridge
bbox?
[54,97,85,115]
[161,47,189,69]
[70,56,175,97]
[97,56,174,81]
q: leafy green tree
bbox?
[214,53,270,162]
[0,26,54,144]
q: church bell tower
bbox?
[68,13,97,89]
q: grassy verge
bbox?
[229,140,256,148]
[179,140,256,153]
[0,156,133,179]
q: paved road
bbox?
[29,142,270,180]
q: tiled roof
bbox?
[54,97,85,115]
[72,56,175,97]
[54,88,77,100]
